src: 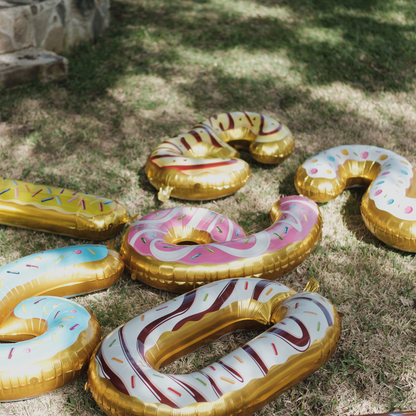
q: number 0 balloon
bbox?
[87,278,341,416]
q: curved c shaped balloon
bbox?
[295,145,416,252]
[120,196,322,292]
[87,278,341,416]
[145,112,294,201]
[0,178,134,240]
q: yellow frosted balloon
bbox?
[120,196,321,292]
[0,245,124,400]
[0,178,134,240]
[295,145,416,252]
[145,112,294,201]
[87,278,341,416]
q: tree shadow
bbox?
[0,0,412,118]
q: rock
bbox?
[43,25,64,51]
[33,5,53,46]
[13,12,29,44]
[0,47,68,88]
[0,31,13,53]
[0,0,109,88]
[56,0,64,25]
[73,0,94,17]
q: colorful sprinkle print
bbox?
[298,145,416,250]
[127,197,319,268]
[95,278,337,409]
[0,296,93,375]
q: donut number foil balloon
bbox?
[145,112,294,201]
[0,245,124,400]
[87,278,341,416]
[295,145,416,252]
[121,196,322,292]
[0,178,133,240]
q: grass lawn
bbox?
[1,0,416,414]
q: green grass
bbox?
[0,0,416,414]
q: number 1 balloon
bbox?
[0,178,134,240]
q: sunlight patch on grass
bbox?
[209,0,294,20]
[297,27,344,47]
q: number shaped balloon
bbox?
[0,245,124,400]
[121,196,322,292]
[295,145,416,252]
[146,112,294,201]
[87,278,341,416]
[0,178,134,240]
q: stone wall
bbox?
[0,0,110,56]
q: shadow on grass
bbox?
[1,0,414,103]
[0,0,414,196]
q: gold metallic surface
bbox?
[120,203,322,293]
[304,278,319,292]
[249,137,294,164]
[164,227,215,245]
[361,194,416,252]
[146,156,251,202]
[145,112,294,201]
[0,315,101,401]
[295,158,416,251]
[295,161,381,203]
[145,291,297,370]
[87,284,341,416]
[0,249,124,341]
[0,178,133,240]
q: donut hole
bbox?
[182,142,237,159]
[219,127,257,150]
[341,160,381,187]
[0,313,48,342]
[176,241,199,246]
[163,226,215,246]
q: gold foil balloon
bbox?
[295,145,416,252]
[0,296,101,401]
[120,196,322,293]
[0,178,134,240]
[0,245,124,400]
[145,112,294,201]
[87,278,341,416]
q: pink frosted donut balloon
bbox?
[120,196,322,292]
[87,278,341,416]
[295,145,416,252]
